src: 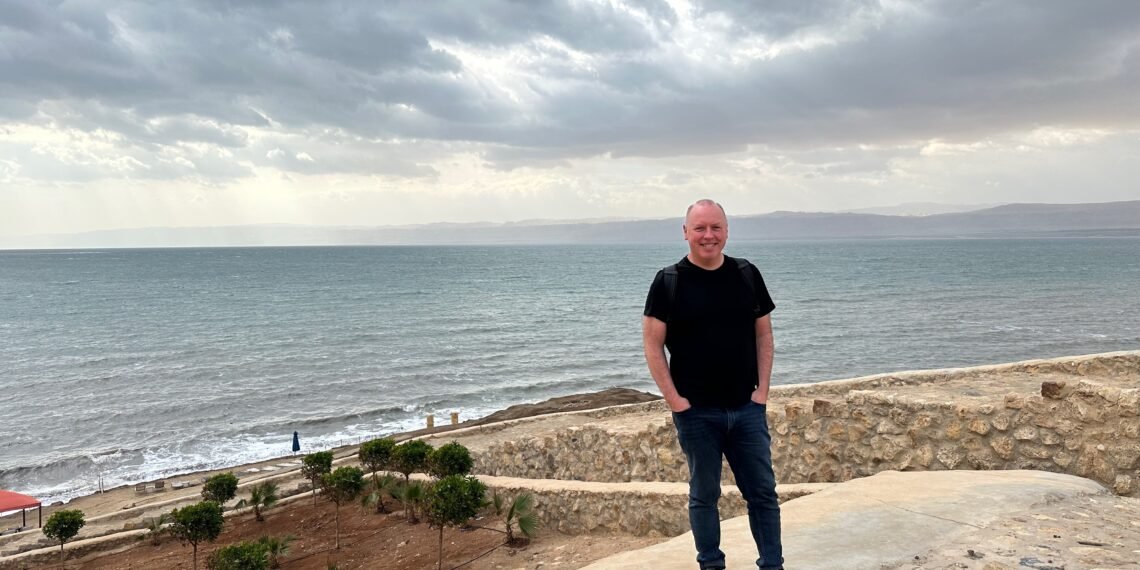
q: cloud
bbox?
[1,0,1139,188]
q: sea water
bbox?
[1,239,1137,503]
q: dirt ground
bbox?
[40,493,661,570]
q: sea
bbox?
[1,238,1138,505]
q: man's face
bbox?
[683,204,728,264]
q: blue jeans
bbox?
[672,402,783,570]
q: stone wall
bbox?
[476,478,824,538]
[473,352,1140,497]
[773,379,1139,495]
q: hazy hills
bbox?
[6,200,1140,249]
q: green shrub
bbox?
[257,535,295,569]
[201,472,239,504]
[427,441,473,478]
[206,540,269,570]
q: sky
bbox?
[2,0,1140,238]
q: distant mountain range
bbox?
[6,200,1140,249]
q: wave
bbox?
[250,404,413,432]
[0,447,144,489]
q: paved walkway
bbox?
[582,470,1116,570]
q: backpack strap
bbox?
[735,257,756,298]
[663,264,679,322]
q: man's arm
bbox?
[752,314,774,404]
[642,316,691,412]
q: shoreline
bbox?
[0,387,660,523]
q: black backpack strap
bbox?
[663,264,678,322]
[735,257,756,297]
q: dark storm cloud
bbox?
[3,0,1140,176]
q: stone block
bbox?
[804,420,823,443]
[784,402,811,427]
[1108,443,1140,470]
[1012,426,1038,441]
[812,399,837,417]
[936,447,964,469]
[1114,474,1133,495]
[914,444,934,468]
[990,414,1011,431]
[966,451,999,471]
[1004,394,1026,410]
[1041,380,1067,399]
[910,414,935,430]
[1117,389,1139,413]
[943,421,963,440]
[888,407,910,425]
[877,420,905,435]
[1020,444,1051,460]
[1123,420,1140,439]
[967,419,990,435]
[991,436,1015,459]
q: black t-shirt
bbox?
[643,255,776,408]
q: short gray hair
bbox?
[685,199,726,219]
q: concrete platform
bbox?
[582,470,1108,570]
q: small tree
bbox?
[425,476,487,570]
[170,501,225,570]
[321,466,365,549]
[206,540,269,570]
[258,535,295,569]
[359,437,397,510]
[43,509,85,566]
[392,440,433,483]
[201,472,239,505]
[359,437,396,475]
[236,480,279,521]
[427,441,474,478]
[301,451,335,506]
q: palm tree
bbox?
[403,481,426,523]
[236,480,280,522]
[495,493,538,545]
[257,534,295,568]
[144,513,172,546]
[362,473,397,513]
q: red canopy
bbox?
[0,490,40,512]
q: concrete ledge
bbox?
[583,470,1109,570]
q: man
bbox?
[642,199,783,570]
